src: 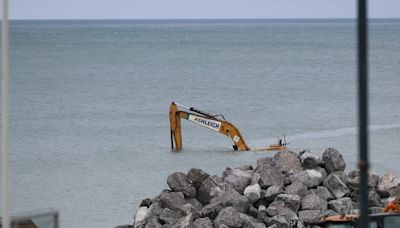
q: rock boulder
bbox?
[324,173,350,199]
[256,165,284,189]
[167,172,197,198]
[290,169,324,188]
[197,175,224,205]
[322,148,346,174]
[301,194,328,210]
[187,168,210,189]
[265,185,284,202]
[224,169,252,194]
[377,172,400,196]
[273,151,303,173]
[214,206,243,228]
[299,150,322,169]
[285,182,309,198]
[193,217,213,228]
[328,197,353,214]
[244,183,261,203]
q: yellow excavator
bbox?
[169,102,287,151]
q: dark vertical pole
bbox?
[357,0,369,227]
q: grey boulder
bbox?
[266,200,298,223]
[255,164,285,188]
[184,198,203,211]
[193,217,213,228]
[388,185,400,197]
[299,150,322,169]
[298,210,323,225]
[181,203,201,219]
[256,157,275,168]
[167,172,197,198]
[224,169,252,194]
[312,186,334,201]
[133,206,149,228]
[347,170,380,190]
[172,213,194,228]
[377,172,400,196]
[201,201,225,219]
[322,148,346,174]
[275,194,301,212]
[187,168,210,189]
[324,173,350,199]
[140,198,152,207]
[301,194,328,210]
[240,212,263,224]
[159,208,183,225]
[147,203,163,218]
[159,191,186,211]
[257,205,268,220]
[210,188,250,213]
[273,151,303,173]
[244,183,261,203]
[328,197,353,214]
[290,169,324,188]
[247,204,258,218]
[266,215,290,228]
[235,165,253,172]
[331,171,347,184]
[197,175,224,205]
[285,182,309,198]
[265,185,284,201]
[369,190,382,207]
[214,206,243,228]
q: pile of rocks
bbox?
[121,148,400,228]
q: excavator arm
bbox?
[169,102,250,151]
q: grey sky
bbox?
[8,0,400,19]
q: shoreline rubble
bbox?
[118,148,400,228]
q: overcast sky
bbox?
[7,0,400,19]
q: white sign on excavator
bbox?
[188,114,222,132]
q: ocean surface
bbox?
[1,19,399,227]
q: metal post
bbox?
[1,0,10,228]
[357,0,369,227]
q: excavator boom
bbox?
[169,102,249,151]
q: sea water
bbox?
[1,19,399,227]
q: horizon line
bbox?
[9,17,400,21]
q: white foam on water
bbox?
[248,123,400,149]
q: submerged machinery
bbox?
[169,102,287,151]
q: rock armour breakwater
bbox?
[120,148,400,228]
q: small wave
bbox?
[248,123,400,148]
[370,123,400,131]
[289,127,356,141]
[290,123,400,140]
